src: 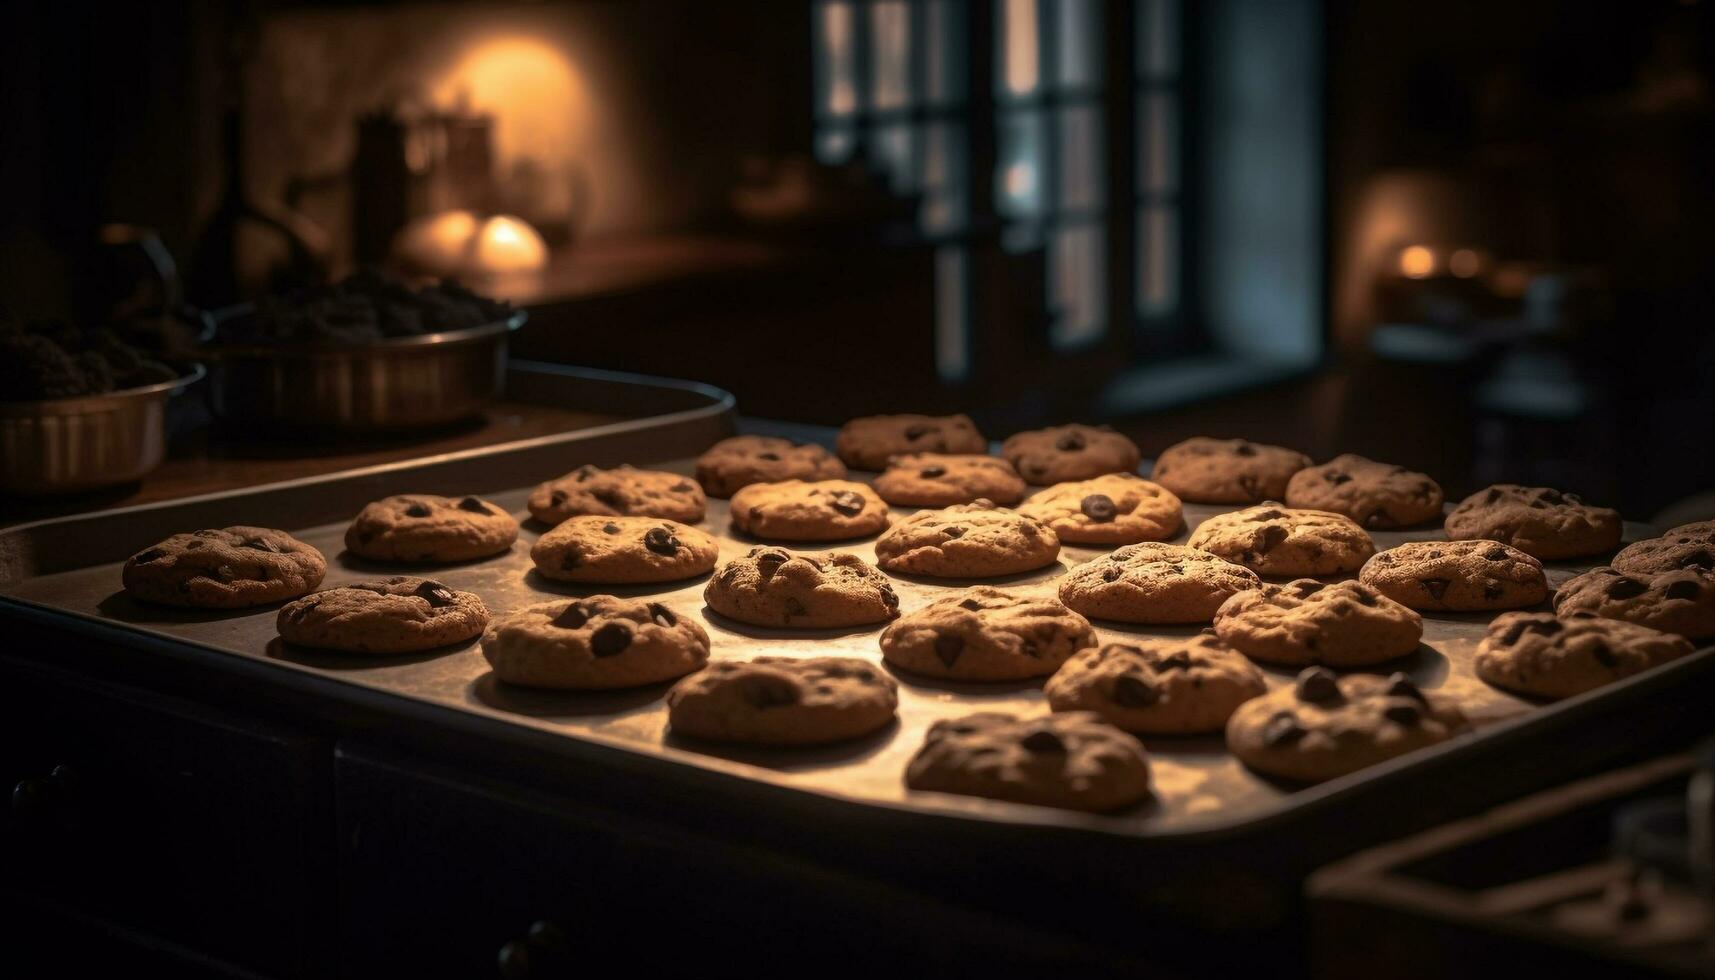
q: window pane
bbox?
[1137,205,1179,318]
[997,0,1041,99]
[815,2,860,117]
[936,246,970,381]
[925,0,968,106]
[815,126,858,164]
[870,1,912,112]
[1136,0,1179,80]
[921,121,968,235]
[996,110,1047,219]
[1057,0,1102,92]
[1051,221,1106,348]
[1137,91,1177,195]
[870,122,917,193]
[1057,103,1103,211]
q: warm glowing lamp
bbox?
[470,215,548,273]
[1448,248,1481,278]
[1398,245,1436,279]
[393,210,547,276]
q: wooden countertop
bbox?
[1,400,625,529]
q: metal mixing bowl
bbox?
[0,363,206,495]
[202,309,527,432]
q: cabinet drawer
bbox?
[0,658,335,977]
[335,745,1149,979]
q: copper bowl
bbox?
[203,309,527,432]
[0,364,206,495]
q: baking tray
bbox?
[2,372,1710,845]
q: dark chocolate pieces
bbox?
[643,527,680,556]
[457,496,491,514]
[1080,494,1118,523]
[552,603,590,630]
[405,502,433,518]
[1294,667,1340,703]
[1055,432,1087,452]
[1020,729,1066,753]
[828,490,866,517]
[590,622,633,657]
[647,602,677,627]
[743,674,800,708]
[1262,711,1304,746]
[933,633,965,668]
[412,579,456,607]
[1111,674,1159,707]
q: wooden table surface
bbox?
[0,401,625,529]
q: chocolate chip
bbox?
[1606,576,1648,600]
[755,549,789,578]
[880,585,899,610]
[457,496,491,514]
[212,564,238,582]
[1324,471,1352,485]
[1156,650,1194,672]
[920,465,947,479]
[1383,702,1421,725]
[574,465,596,481]
[933,633,964,668]
[744,674,799,708]
[1257,525,1289,553]
[1080,494,1118,523]
[1021,729,1066,752]
[286,599,319,624]
[552,604,590,629]
[1481,546,1510,561]
[942,525,966,539]
[647,603,676,627]
[413,580,456,606]
[1055,432,1086,451]
[904,424,930,441]
[1364,512,1391,530]
[1385,672,1424,701]
[643,527,680,556]
[1665,579,1701,601]
[185,540,202,549]
[1234,443,1257,457]
[1418,578,1449,600]
[1102,566,1122,582]
[549,490,568,507]
[958,597,983,611]
[1539,488,1565,505]
[1237,474,1262,497]
[1293,580,1325,596]
[1295,667,1340,702]
[590,623,632,656]
[1350,587,1378,607]
[1682,551,1714,571]
[593,488,626,508]
[405,502,432,518]
[1262,712,1304,746]
[1484,488,1503,504]
[758,452,780,461]
[603,522,621,534]
[671,481,694,493]
[133,548,166,564]
[1501,616,1562,645]
[559,545,581,568]
[783,597,807,617]
[1112,674,1159,707]
[828,491,866,517]
[1590,642,1618,668]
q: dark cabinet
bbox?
[0,658,335,978]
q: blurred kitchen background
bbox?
[2,0,1712,521]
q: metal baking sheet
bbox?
[2,378,1710,837]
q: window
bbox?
[811,0,1189,378]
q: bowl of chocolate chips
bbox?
[203,270,526,432]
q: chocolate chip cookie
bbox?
[1056,542,1260,624]
[1213,579,1423,667]
[703,548,899,628]
[728,479,889,541]
[872,501,1060,578]
[1284,454,1444,529]
[1150,437,1312,504]
[1017,473,1183,545]
[1186,504,1375,577]
[1445,485,1622,561]
[123,527,326,608]
[1045,635,1267,735]
[1226,669,1469,783]
[694,435,847,498]
[527,464,706,526]
[1359,540,1549,612]
[667,656,898,745]
[872,453,1026,507]
[344,494,519,562]
[905,711,1152,812]
[1001,424,1141,485]
[835,413,987,470]
[1611,520,1715,576]
[1476,612,1695,701]
[481,596,710,689]
[277,577,488,653]
[530,516,719,584]
[1552,566,1715,640]
[879,587,1096,680]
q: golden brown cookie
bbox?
[1056,542,1260,624]
[872,501,1060,578]
[835,414,987,470]
[872,453,1026,507]
[1186,504,1375,577]
[1285,454,1444,530]
[122,527,326,609]
[277,576,488,654]
[1150,437,1312,504]
[1611,520,1715,576]
[1552,566,1715,640]
[344,494,519,562]
[1359,540,1549,612]
[530,516,719,584]
[1444,484,1621,560]
[694,435,846,498]
[1001,424,1141,484]
[906,711,1152,812]
[728,479,889,541]
[1475,611,1695,701]
[481,596,709,689]
[1045,635,1267,734]
[1017,473,1183,545]
[527,465,706,526]
[667,657,898,745]
[1213,579,1423,667]
[879,586,1095,680]
[703,548,899,628]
